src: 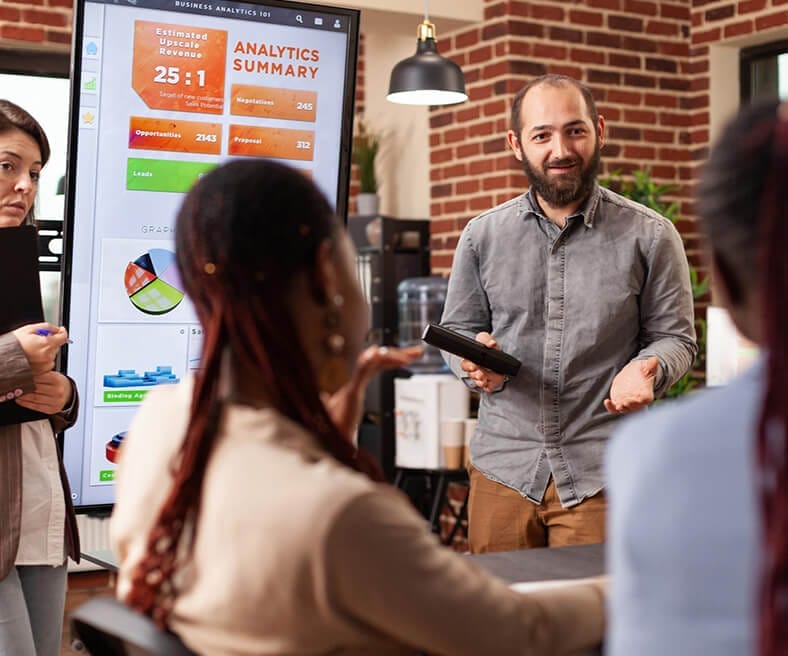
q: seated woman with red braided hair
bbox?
[110,159,606,656]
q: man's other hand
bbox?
[460,332,508,393]
[604,356,660,414]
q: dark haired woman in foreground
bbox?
[111,159,605,655]
[606,101,787,655]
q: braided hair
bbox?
[697,100,788,656]
[125,160,381,625]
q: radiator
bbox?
[68,515,111,572]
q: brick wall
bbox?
[0,0,72,49]
[429,0,788,274]
[348,32,365,216]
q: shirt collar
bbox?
[520,182,601,228]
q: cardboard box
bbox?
[394,374,469,469]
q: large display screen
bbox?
[62,0,359,511]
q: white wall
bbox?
[360,6,476,218]
[361,11,429,219]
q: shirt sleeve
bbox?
[635,219,698,396]
[439,222,493,388]
[322,488,606,656]
[0,332,35,403]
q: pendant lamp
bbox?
[387,3,467,106]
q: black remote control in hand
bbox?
[422,324,521,377]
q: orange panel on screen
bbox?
[132,20,227,114]
[228,125,315,161]
[128,116,222,155]
[230,84,317,122]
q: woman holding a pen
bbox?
[0,99,80,656]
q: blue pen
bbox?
[35,328,74,344]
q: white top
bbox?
[606,361,762,655]
[112,378,605,656]
[15,419,66,566]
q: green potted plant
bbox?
[352,117,380,215]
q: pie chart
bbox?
[124,248,184,315]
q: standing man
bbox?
[440,74,697,553]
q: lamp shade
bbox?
[387,22,467,106]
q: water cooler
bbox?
[393,277,472,544]
[394,276,470,469]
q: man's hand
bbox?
[460,332,508,393]
[15,371,73,415]
[12,323,69,376]
[323,345,423,442]
[604,356,660,414]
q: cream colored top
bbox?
[111,379,605,656]
[16,419,65,566]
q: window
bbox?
[740,40,788,102]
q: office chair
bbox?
[71,596,197,656]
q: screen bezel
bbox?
[62,0,360,513]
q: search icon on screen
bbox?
[296,14,303,23]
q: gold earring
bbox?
[318,294,349,393]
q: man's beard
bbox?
[521,140,601,209]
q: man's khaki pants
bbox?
[467,466,606,553]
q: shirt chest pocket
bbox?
[563,246,645,334]
[480,251,549,331]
